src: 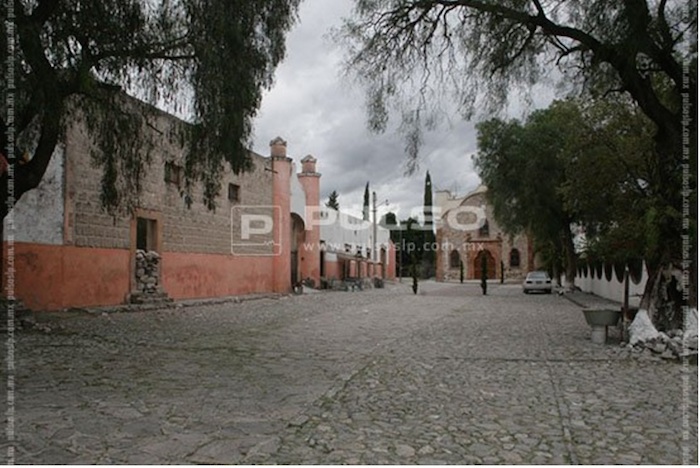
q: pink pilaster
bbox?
[271,137,292,294]
[298,155,321,287]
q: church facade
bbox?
[434,185,533,282]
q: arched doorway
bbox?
[449,249,461,269]
[473,250,497,279]
[319,241,326,278]
[290,213,305,286]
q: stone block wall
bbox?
[134,249,161,293]
[7,95,280,309]
[64,97,274,256]
[436,190,532,282]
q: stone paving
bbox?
[2,281,697,464]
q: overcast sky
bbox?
[251,0,554,222]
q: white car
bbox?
[523,271,553,294]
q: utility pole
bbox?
[398,225,403,282]
[372,191,378,262]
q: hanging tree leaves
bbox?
[338,1,696,153]
[1,0,301,216]
[339,0,698,324]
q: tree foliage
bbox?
[475,95,692,324]
[340,0,698,318]
[422,170,436,276]
[559,97,658,264]
[1,0,301,216]
[480,252,488,295]
[326,190,340,210]
[474,99,582,285]
[362,181,370,220]
[423,170,433,228]
[380,211,398,229]
[339,1,696,159]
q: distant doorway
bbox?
[380,247,387,278]
[473,250,496,279]
[320,241,326,278]
[136,217,157,251]
[131,210,165,301]
[290,213,305,287]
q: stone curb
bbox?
[561,291,621,310]
[5,280,402,318]
[50,292,286,316]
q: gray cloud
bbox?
[252,0,553,222]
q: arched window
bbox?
[509,248,521,268]
[479,219,490,237]
[449,250,461,269]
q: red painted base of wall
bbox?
[323,260,340,280]
[4,242,277,311]
[4,242,131,310]
[161,252,274,299]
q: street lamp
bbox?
[372,192,391,276]
[398,223,403,283]
[372,191,378,263]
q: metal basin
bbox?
[582,308,621,327]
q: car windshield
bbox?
[527,272,549,280]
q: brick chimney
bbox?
[300,154,318,174]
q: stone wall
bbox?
[64,96,274,256]
[575,263,648,306]
[134,249,161,294]
[3,144,65,245]
[65,102,137,249]
[436,189,531,282]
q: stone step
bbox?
[129,291,174,305]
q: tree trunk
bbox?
[636,108,694,331]
[551,259,561,287]
[0,104,63,220]
[1,12,66,220]
[0,221,3,296]
[641,263,685,331]
[562,227,577,290]
[689,245,698,310]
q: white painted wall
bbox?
[3,145,65,245]
[289,162,308,224]
[319,208,390,255]
[575,264,648,307]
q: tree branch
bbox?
[424,0,683,156]
[2,5,65,217]
[656,0,674,49]
[30,0,60,23]
[92,38,195,63]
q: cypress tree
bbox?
[326,190,340,210]
[423,171,433,231]
[363,182,370,221]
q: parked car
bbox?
[523,271,553,294]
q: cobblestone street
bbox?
[4,281,698,464]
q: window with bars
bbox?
[164,161,183,186]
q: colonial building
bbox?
[4,97,394,310]
[435,185,533,281]
[319,208,395,285]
